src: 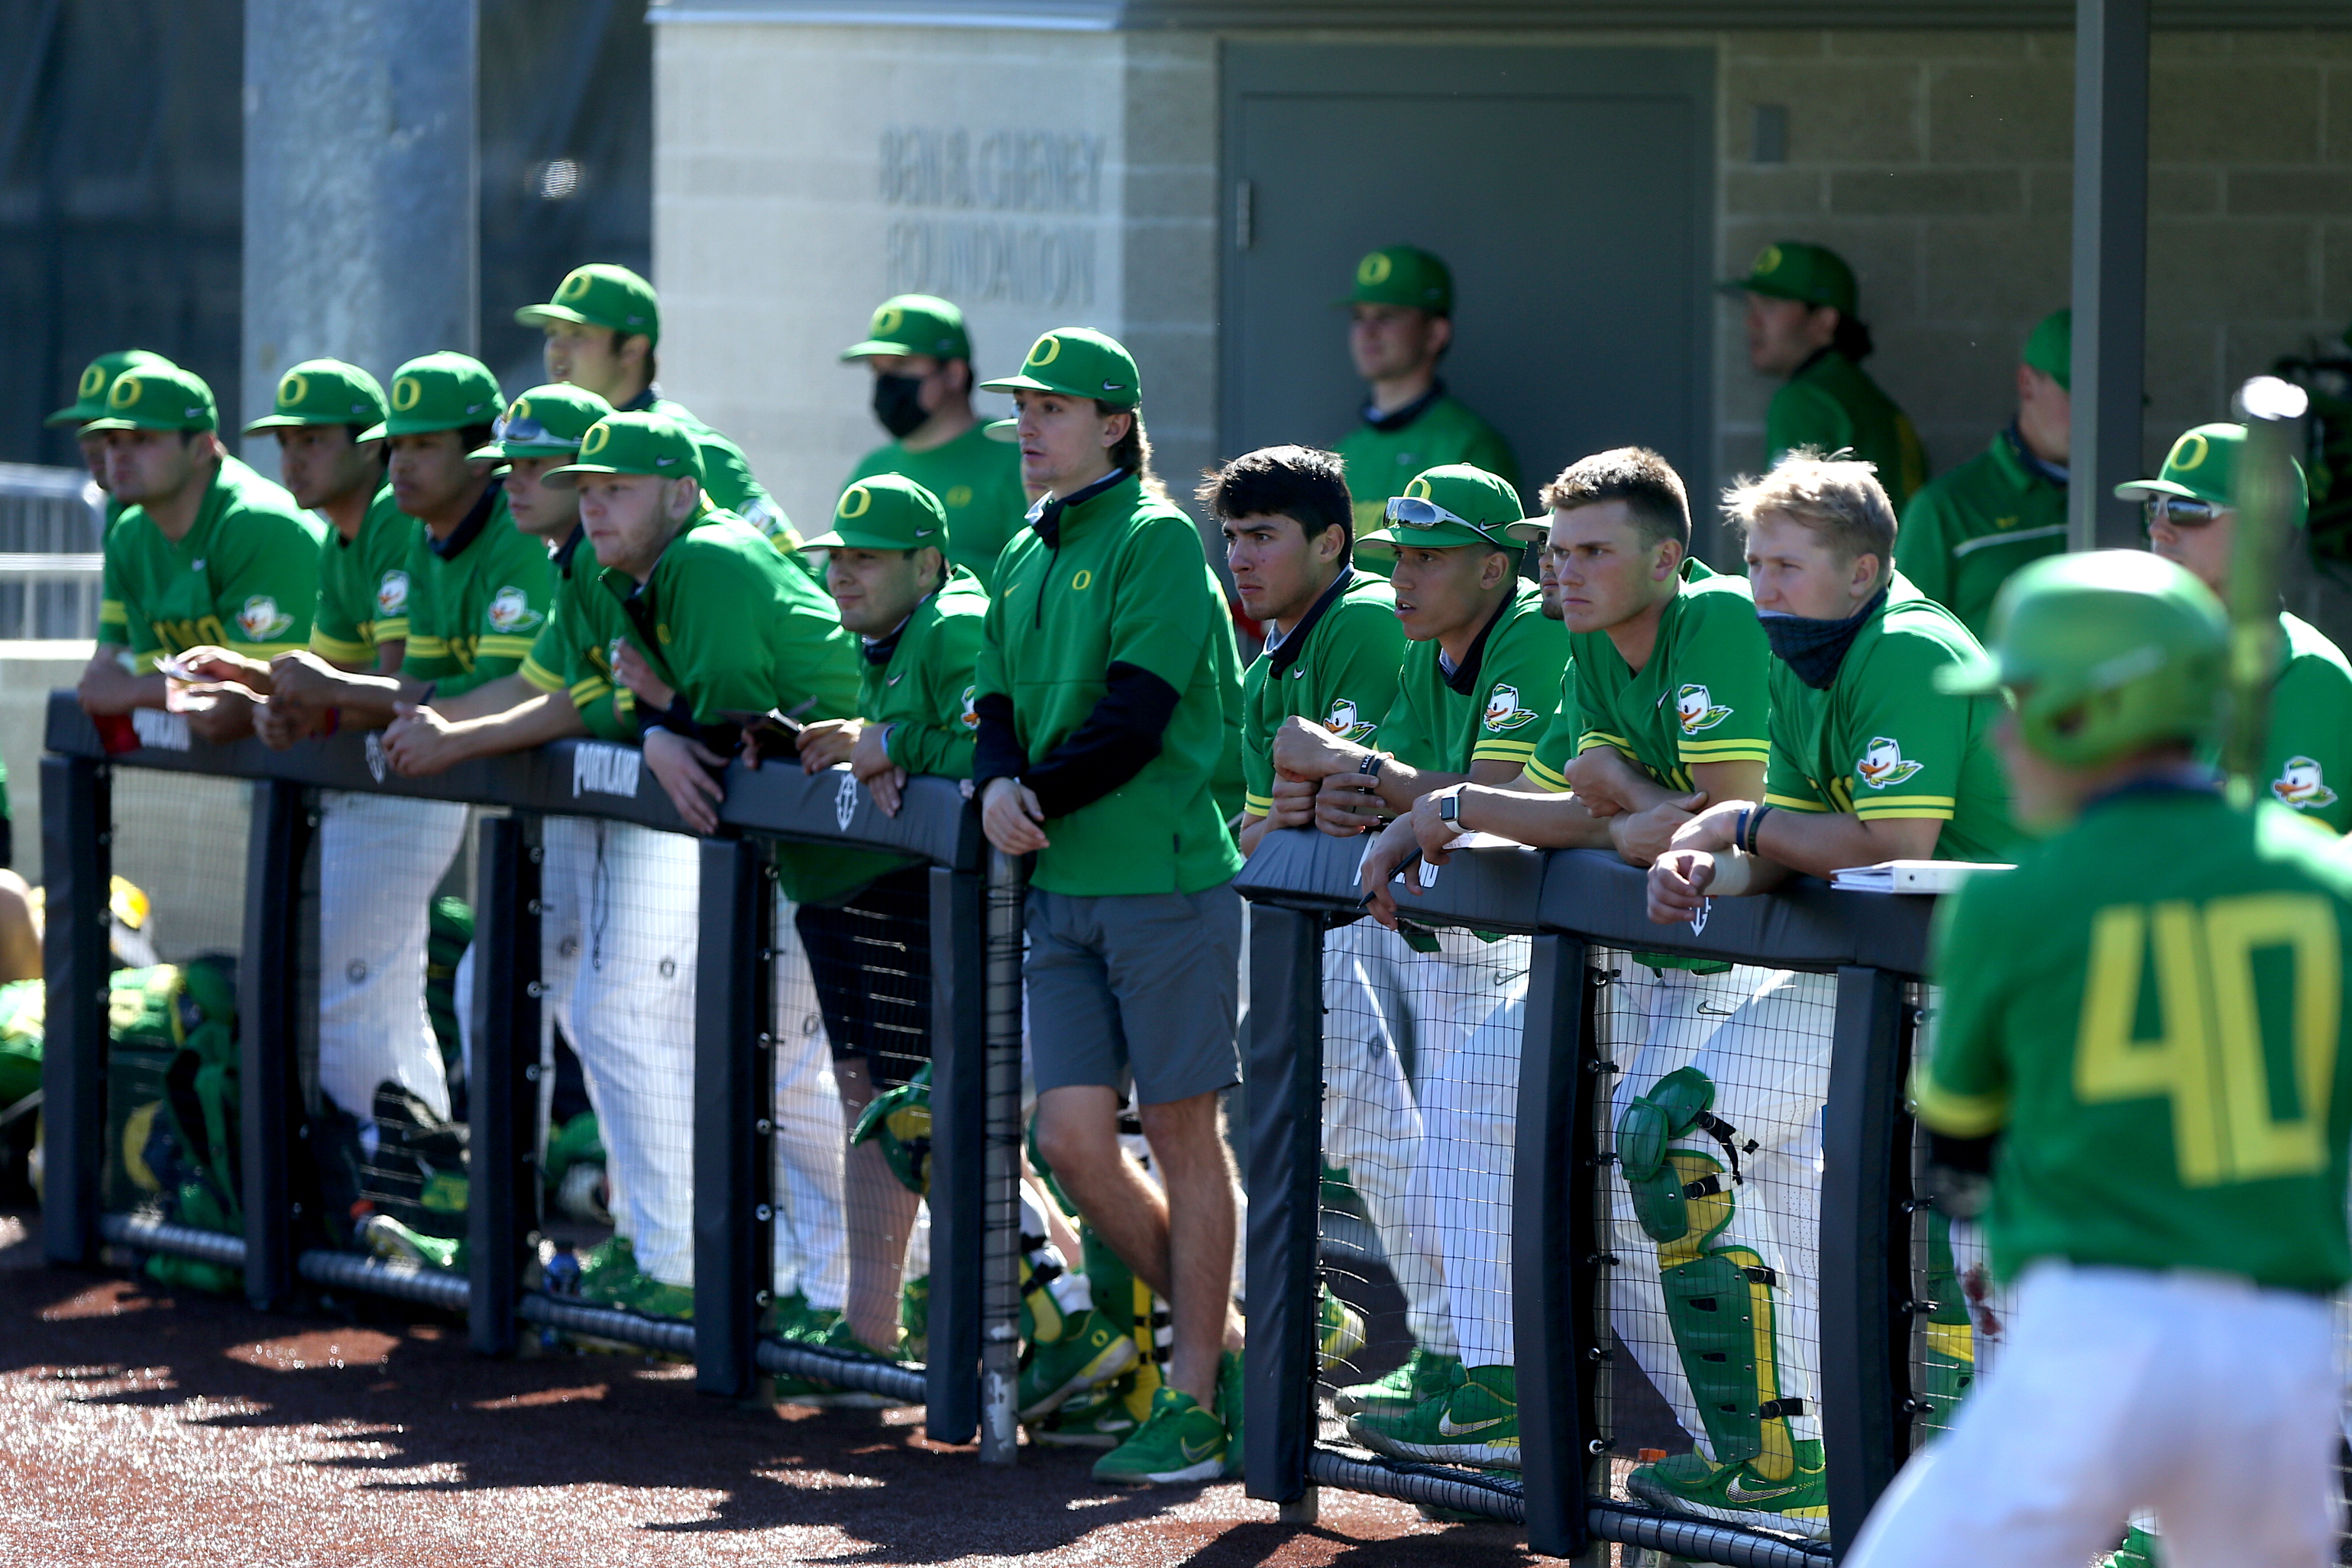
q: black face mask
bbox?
[872,373,930,439]
[1759,587,1888,690]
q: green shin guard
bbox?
[1920,1208,1975,1418]
[1619,1065,1804,1482]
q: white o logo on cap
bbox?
[839,484,873,519]
[393,377,422,412]
[1029,335,1063,367]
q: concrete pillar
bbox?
[241,0,480,448]
[2068,0,2149,551]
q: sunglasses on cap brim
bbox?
[2142,496,2226,529]
[1383,494,1512,545]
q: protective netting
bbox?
[1316,915,1528,1478]
[1904,981,1999,1456]
[305,789,472,1272]
[98,770,249,1272]
[1587,946,1834,1547]
[767,858,933,1392]
[530,816,700,1320]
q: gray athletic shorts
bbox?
[1024,882,1243,1106]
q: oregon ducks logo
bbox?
[1028,335,1063,368]
[279,371,309,408]
[581,423,613,457]
[510,397,532,423]
[393,376,423,412]
[1405,476,1434,501]
[79,364,106,399]
[1755,243,1783,274]
[873,306,904,337]
[946,484,973,508]
[1357,252,1393,286]
[838,483,874,520]
[108,375,144,410]
[557,269,594,303]
[1071,569,1092,590]
[2169,432,2211,473]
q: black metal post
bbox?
[694,837,768,1398]
[238,780,312,1310]
[2069,0,2150,551]
[1819,965,1911,1554]
[1515,933,1594,1560]
[467,813,541,1356]
[924,863,985,1444]
[39,755,110,1266]
[1242,904,1324,1506]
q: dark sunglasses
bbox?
[2143,496,2224,529]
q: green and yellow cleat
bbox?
[356,1213,465,1273]
[901,1274,930,1360]
[1625,1437,1830,1541]
[770,1319,909,1409]
[1346,1363,1519,1469]
[1317,1285,1367,1371]
[1331,1347,1461,1418]
[1091,1385,1226,1486]
[1030,1378,1140,1449]
[1017,1307,1139,1422]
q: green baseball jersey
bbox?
[1895,432,2069,642]
[843,424,1027,584]
[859,567,989,779]
[975,473,1245,897]
[625,390,792,546]
[1767,351,1929,512]
[1917,787,2352,1292]
[1525,559,1772,794]
[98,459,325,669]
[2260,612,2352,836]
[1763,573,2017,862]
[399,484,554,701]
[310,484,416,667]
[518,528,636,743]
[1381,578,1569,777]
[1240,570,1403,818]
[1334,390,1521,577]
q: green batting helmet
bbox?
[1936,551,2226,767]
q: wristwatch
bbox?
[1436,787,1470,836]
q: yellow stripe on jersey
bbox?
[99,598,128,626]
[1907,1063,2008,1138]
[374,616,411,642]
[1523,757,1571,794]
[1765,791,1830,812]
[1472,738,1538,762]
[1679,739,1772,761]
[568,675,611,705]
[519,654,568,693]
[406,635,450,658]
[1579,729,1635,755]
[1855,794,1956,820]
[309,630,372,664]
[1244,791,1273,814]
[477,634,537,660]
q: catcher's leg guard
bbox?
[1619,1065,1803,1481]
[1921,1208,1975,1417]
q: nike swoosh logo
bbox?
[1724,1478,1808,1503]
[1179,1436,1220,1463]
[1437,1414,1508,1437]
[1697,1002,1737,1017]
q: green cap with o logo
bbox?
[543,412,707,490]
[2114,422,2310,529]
[803,474,950,552]
[1719,241,1858,318]
[1342,245,1454,313]
[80,364,218,434]
[980,328,1140,409]
[1359,464,1525,553]
[469,384,616,461]
[359,352,505,441]
[515,263,661,342]
[842,295,972,362]
[243,359,390,435]
[47,349,176,428]
[2023,308,2071,390]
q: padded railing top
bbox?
[44,689,983,873]
[1234,825,1936,977]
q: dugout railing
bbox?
[1237,826,1936,1565]
[37,689,1026,1458]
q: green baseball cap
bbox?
[2114,422,2310,529]
[515,263,661,342]
[543,411,707,490]
[842,295,972,362]
[80,364,217,433]
[980,328,1140,409]
[1719,241,1858,318]
[982,417,1019,444]
[360,352,505,441]
[243,359,389,435]
[47,349,176,428]
[1936,551,2224,766]
[1342,245,1454,313]
[469,384,615,461]
[803,474,950,551]
[1360,464,1524,553]
[2023,308,2071,390]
